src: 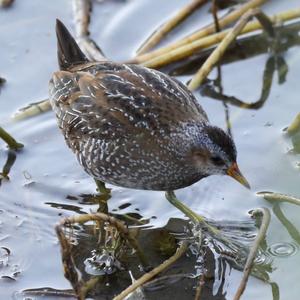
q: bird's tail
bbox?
[55,19,89,70]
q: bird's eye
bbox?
[211,156,224,166]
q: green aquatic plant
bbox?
[287,113,300,135]
[0,127,23,184]
[287,113,300,153]
[0,150,16,184]
[0,126,23,150]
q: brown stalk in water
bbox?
[137,0,208,54]
[0,0,14,8]
[113,240,189,300]
[194,273,206,300]
[73,0,106,61]
[56,225,87,300]
[233,208,271,300]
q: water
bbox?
[1,0,300,299]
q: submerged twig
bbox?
[188,8,275,90]
[73,0,106,61]
[0,76,6,86]
[202,53,276,110]
[80,277,102,298]
[258,191,300,206]
[194,273,205,300]
[139,8,300,69]
[211,0,233,137]
[56,225,86,299]
[60,213,149,268]
[21,288,75,298]
[233,208,271,300]
[113,241,189,300]
[211,0,221,32]
[137,0,208,54]
[12,99,51,121]
[132,0,268,64]
[287,113,300,135]
[0,127,23,150]
[127,271,147,299]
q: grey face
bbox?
[189,125,237,177]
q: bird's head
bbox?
[190,125,250,189]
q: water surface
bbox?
[1,0,300,299]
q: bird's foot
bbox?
[165,191,219,235]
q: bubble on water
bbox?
[268,242,298,258]
[84,250,123,275]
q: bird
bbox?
[49,20,250,222]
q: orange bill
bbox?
[227,162,250,189]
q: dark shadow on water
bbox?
[200,55,277,110]
[0,149,17,186]
[18,209,275,300]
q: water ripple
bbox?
[267,242,299,258]
[255,249,274,266]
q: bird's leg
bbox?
[165,191,218,234]
[94,179,110,194]
[94,179,111,214]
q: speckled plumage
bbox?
[49,20,241,191]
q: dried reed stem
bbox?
[137,0,208,54]
[140,8,300,69]
[73,0,106,61]
[258,191,300,206]
[132,0,268,64]
[12,99,51,121]
[233,208,271,300]
[188,8,274,90]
